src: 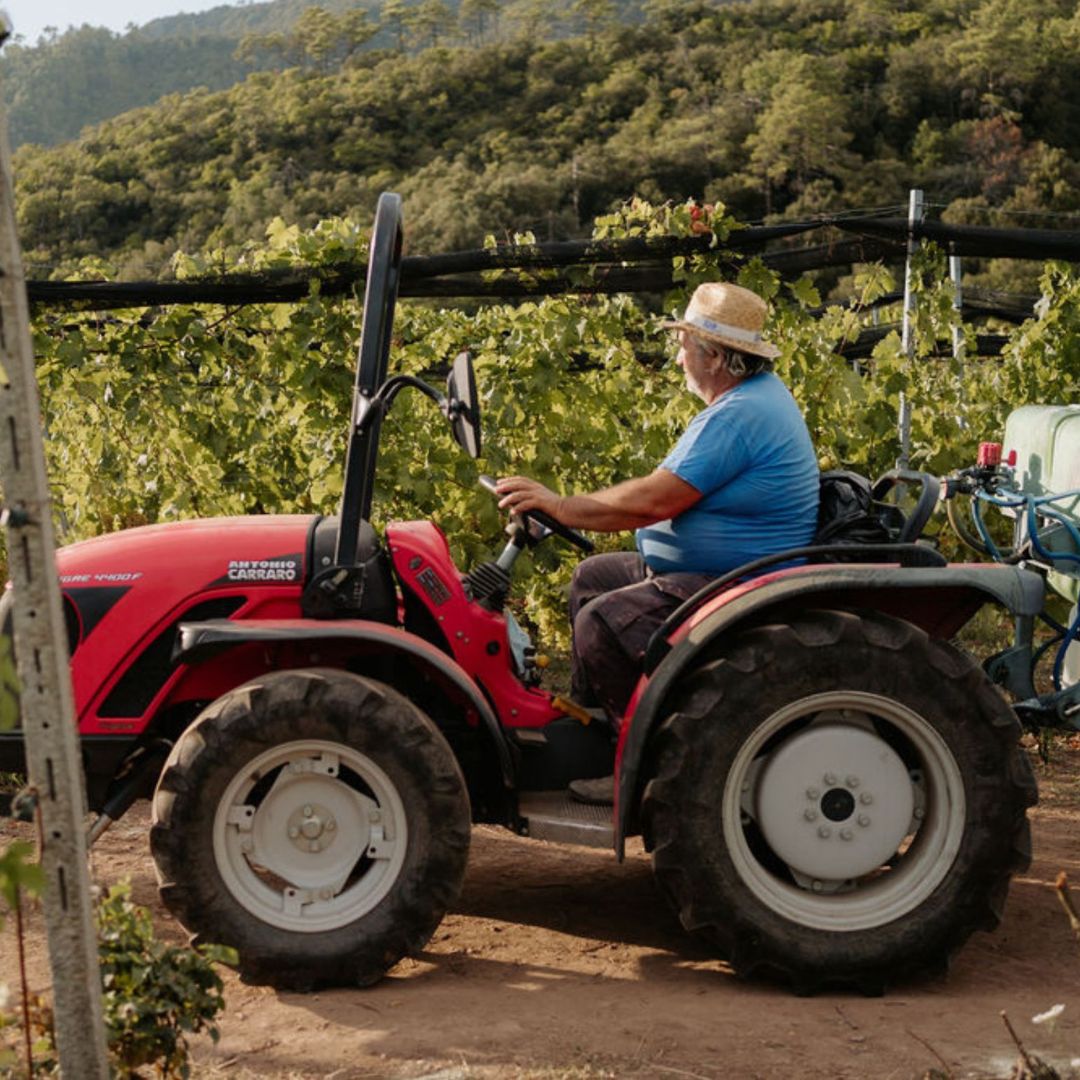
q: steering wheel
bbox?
[479,475,594,553]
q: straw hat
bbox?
[662,282,780,359]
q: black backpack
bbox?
[814,470,895,546]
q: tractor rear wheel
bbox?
[642,609,1036,993]
[150,669,470,989]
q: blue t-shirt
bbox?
[636,372,819,575]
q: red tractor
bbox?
[3,194,1071,995]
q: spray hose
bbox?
[951,477,1080,691]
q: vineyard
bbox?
[25,198,1080,641]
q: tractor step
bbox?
[517,790,614,849]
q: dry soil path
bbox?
[2,742,1079,1080]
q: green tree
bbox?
[380,0,409,51]
[406,0,455,47]
[950,0,1068,117]
[459,0,502,44]
[573,0,616,44]
[237,6,378,70]
[504,0,565,40]
[743,53,859,215]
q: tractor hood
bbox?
[52,515,318,726]
[56,515,315,593]
[7,513,396,740]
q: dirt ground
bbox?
[3,740,1080,1080]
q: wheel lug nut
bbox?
[804,809,818,822]
[806,787,820,800]
[309,840,321,852]
[859,792,874,805]
[811,880,824,892]
[303,805,313,817]
[824,773,837,786]
[288,826,299,839]
[817,825,831,839]
[858,814,871,827]
[840,828,853,841]
[846,775,860,788]
[325,819,336,831]
[914,807,925,820]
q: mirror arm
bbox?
[358,375,445,434]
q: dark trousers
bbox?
[569,552,714,725]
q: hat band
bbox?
[683,311,763,344]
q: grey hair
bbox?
[689,333,773,378]
[722,346,773,377]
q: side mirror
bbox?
[446,351,481,459]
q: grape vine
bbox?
[24,202,1080,643]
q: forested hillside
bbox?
[1,27,256,148]
[14,0,1080,280]
[0,0,373,148]
[135,0,374,38]
[0,0,638,149]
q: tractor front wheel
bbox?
[642,609,1036,993]
[150,669,471,989]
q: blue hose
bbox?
[972,495,1011,561]
[971,484,1080,689]
[1052,604,1080,691]
[1025,502,1080,568]
[973,486,1080,569]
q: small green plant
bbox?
[96,883,236,1079]
[1,881,236,1078]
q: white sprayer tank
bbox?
[1003,404,1080,685]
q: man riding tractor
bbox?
[498,281,819,804]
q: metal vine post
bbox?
[0,16,110,1077]
[898,187,925,471]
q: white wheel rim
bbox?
[723,691,965,932]
[213,739,408,932]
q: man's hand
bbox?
[496,476,563,518]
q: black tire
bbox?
[641,609,1036,994]
[150,668,470,990]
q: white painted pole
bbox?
[0,19,110,1079]
[950,251,965,361]
[898,188,924,470]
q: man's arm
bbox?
[496,469,701,532]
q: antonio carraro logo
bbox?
[212,553,302,585]
[227,558,299,582]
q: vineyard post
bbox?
[0,19,110,1079]
[950,250,965,362]
[898,187,925,470]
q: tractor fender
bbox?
[615,562,1044,857]
[174,618,515,789]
